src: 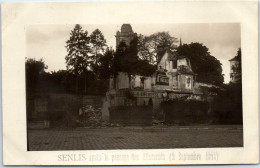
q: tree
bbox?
[65,24,91,93]
[112,41,128,77]
[137,34,153,63]
[25,58,48,88]
[138,32,179,64]
[111,37,138,88]
[89,29,107,65]
[49,70,76,92]
[25,58,48,125]
[98,47,114,79]
[177,42,224,85]
[121,35,139,73]
[112,36,157,86]
[116,36,153,73]
[134,60,157,76]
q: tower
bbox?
[229,56,241,83]
[115,24,136,48]
[179,37,182,46]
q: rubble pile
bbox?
[77,105,102,127]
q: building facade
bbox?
[104,24,210,124]
[155,50,196,92]
[229,55,241,83]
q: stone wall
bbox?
[27,93,103,121]
[116,72,130,89]
[178,74,194,91]
[162,100,208,124]
[109,106,153,125]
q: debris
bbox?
[77,105,102,127]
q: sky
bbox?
[26,23,241,83]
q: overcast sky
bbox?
[26,23,241,83]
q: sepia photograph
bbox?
[2,1,258,165]
[26,23,243,151]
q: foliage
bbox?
[65,24,91,75]
[27,26,111,95]
[112,41,128,76]
[211,82,242,124]
[138,32,179,64]
[113,36,157,77]
[27,28,225,96]
[98,47,114,79]
[48,70,108,95]
[120,35,139,73]
[65,24,92,92]
[49,70,76,92]
[25,58,48,88]
[177,42,224,85]
[89,29,107,65]
[137,34,154,63]
[134,60,157,76]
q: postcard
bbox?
[2,1,258,165]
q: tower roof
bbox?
[229,56,240,61]
[121,24,133,34]
[179,37,182,46]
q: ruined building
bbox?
[115,24,137,47]
[229,54,241,83]
[103,24,210,125]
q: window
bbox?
[156,76,169,85]
[187,77,191,87]
[172,60,177,69]
[185,76,192,89]
[160,77,169,83]
[140,77,145,89]
[156,72,169,85]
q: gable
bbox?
[158,52,168,69]
[157,50,167,64]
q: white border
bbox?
[1,1,259,165]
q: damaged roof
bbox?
[177,66,196,75]
[157,49,186,64]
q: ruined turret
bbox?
[115,24,137,48]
